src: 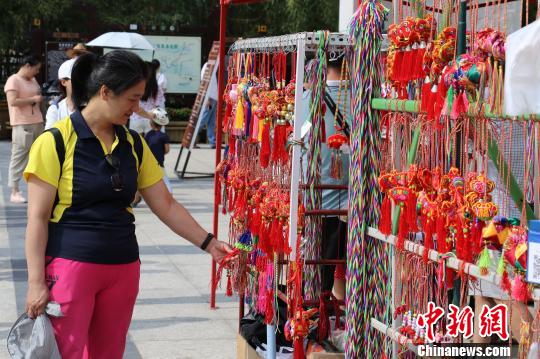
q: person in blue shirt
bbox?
[144,113,172,193]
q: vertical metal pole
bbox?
[456,0,467,56]
[452,0,467,306]
[211,0,228,309]
[266,323,277,359]
[391,245,398,359]
[535,124,540,219]
[288,37,306,261]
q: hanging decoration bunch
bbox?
[386,19,508,120]
[303,31,330,302]
[387,14,436,99]
[377,165,531,302]
[218,49,299,326]
[347,0,389,358]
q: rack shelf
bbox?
[367,226,540,298]
[371,318,419,355]
[371,98,540,121]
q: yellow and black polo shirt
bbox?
[24,111,163,264]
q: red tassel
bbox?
[318,297,329,342]
[250,209,261,236]
[224,102,232,131]
[260,121,271,168]
[501,271,512,293]
[455,221,464,260]
[433,79,447,119]
[400,47,413,82]
[378,196,392,235]
[391,50,404,82]
[270,218,281,253]
[407,192,418,232]
[227,188,234,213]
[420,78,432,113]
[414,47,426,79]
[271,124,285,164]
[265,289,274,324]
[397,209,408,251]
[293,338,304,359]
[436,215,448,253]
[511,274,530,303]
[258,222,272,255]
[423,218,433,263]
[471,221,485,260]
[427,83,438,120]
[228,133,236,156]
[226,274,233,297]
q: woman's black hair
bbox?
[142,61,158,101]
[71,50,148,110]
[327,55,344,71]
[151,59,160,69]
[20,54,41,67]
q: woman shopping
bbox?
[23,50,232,358]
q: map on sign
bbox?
[145,36,201,94]
[105,35,201,94]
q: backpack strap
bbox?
[323,89,350,138]
[45,127,65,212]
[46,128,65,176]
[128,129,144,172]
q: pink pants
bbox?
[45,257,140,359]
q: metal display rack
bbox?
[226,32,351,359]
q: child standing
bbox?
[145,110,172,192]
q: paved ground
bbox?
[0,140,238,359]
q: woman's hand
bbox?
[207,239,234,263]
[31,95,43,104]
[25,281,49,319]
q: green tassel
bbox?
[496,250,506,275]
[445,87,454,116]
[477,246,491,275]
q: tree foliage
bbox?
[0,0,339,52]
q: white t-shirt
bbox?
[45,98,73,129]
[156,72,167,109]
[201,62,218,101]
[129,97,158,134]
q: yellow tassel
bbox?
[234,99,245,131]
[257,117,264,142]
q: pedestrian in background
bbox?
[45,58,76,129]
[145,111,172,192]
[152,58,166,109]
[4,54,44,203]
[198,61,217,148]
[129,61,159,135]
[23,50,232,358]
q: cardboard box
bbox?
[237,333,261,359]
[307,352,345,359]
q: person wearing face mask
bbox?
[4,54,44,203]
[45,58,76,130]
[22,50,233,358]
